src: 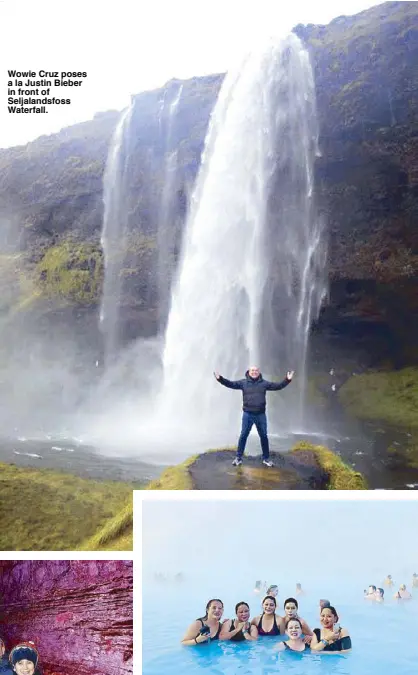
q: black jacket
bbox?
[217,371,290,414]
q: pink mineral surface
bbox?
[0,560,133,675]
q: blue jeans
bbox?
[237,411,270,460]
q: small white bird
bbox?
[329,368,334,375]
[331,384,336,391]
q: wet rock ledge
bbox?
[146,442,367,490]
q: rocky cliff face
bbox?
[295,1,418,365]
[0,1,417,367]
[0,560,133,675]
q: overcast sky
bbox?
[0,0,384,149]
[142,499,418,584]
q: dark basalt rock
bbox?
[188,450,328,490]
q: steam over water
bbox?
[157,32,326,437]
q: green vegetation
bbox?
[339,367,418,429]
[80,501,133,551]
[146,454,197,490]
[0,462,133,550]
[36,239,103,305]
[292,442,367,489]
[146,443,367,490]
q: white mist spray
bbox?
[158,33,326,440]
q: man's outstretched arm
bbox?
[213,372,244,389]
[264,370,294,391]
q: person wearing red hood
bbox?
[214,366,294,467]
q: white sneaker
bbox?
[232,457,243,466]
[262,459,273,467]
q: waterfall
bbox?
[100,103,134,366]
[157,32,327,440]
[157,84,183,332]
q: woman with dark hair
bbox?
[220,602,258,641]
[310,606,352,652]
[9,643,41,675]
[251,596,282,636]
[181,599,225,645]
[275,617,310,653]
[375,588,384,602]
[282,597,313,639]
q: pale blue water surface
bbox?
[143,576,418,674]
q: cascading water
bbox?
[157,32,327,442]
[157,84,183,332]
[100,103,134,366]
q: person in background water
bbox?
[0,638,12,675]
[251,596,282,636]
[266,585,278,599]
[181,599,225,645]
[281,598,313,642]
[394,584,412,600]
[364,585,376,599]
[310,606,352,653]
[214,367,294,467]
[412,573,418,588]
[275,618,310,653]
[374,588,384,602]
[295,583,305,596]
[220,602,258,642]
[9,643,40,675]
[384,575,394,587]
[254,580,262,593]
[319,599,331,611]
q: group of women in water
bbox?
[182,594,352,653]
[0,639,40,675]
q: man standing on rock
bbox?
[213,366,294,467]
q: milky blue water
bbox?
[143,577,418,674]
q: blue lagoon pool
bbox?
[143,579,418,674]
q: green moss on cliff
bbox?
[291,441,367,489]
[80,500,133,551]
[36,239,103,305]
[0,462,133,550]
[338,367,418,428]
[146,454,196,490]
